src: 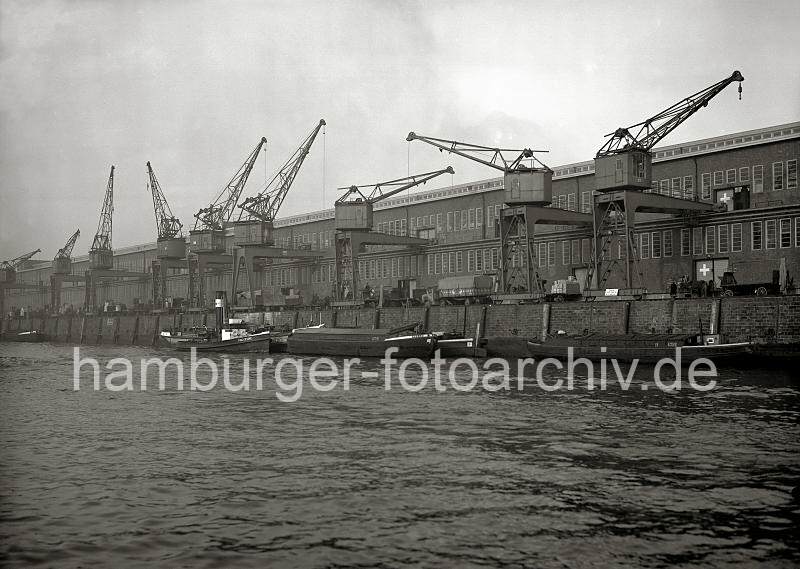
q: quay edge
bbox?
[2,296,800,356]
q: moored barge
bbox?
[527,333,751,364]
[288,324,437,358]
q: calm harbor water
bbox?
[1,342,798,568]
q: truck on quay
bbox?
[436,275,495,305]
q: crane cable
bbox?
[322,123,327,206]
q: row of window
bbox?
[672,217,800,257]
[700,160,798,197]
[268,217,800,286]
[280,158,799,249]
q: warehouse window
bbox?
[581,238,591,263]
[476,207,482,228]
[726,169,736,184]
[491,248,499,270]
[460,210,467,230]
[780,218,791,248]
[468,209,475,229]
[384,259,390,278]
[434,253,440,274]
[796,218,800,248]
[427,255,432,275]
[483,249,491,271]
[581,191,591,213]
[455,251,462,272]
[753,165,764,193]
[731,223,742,252]
[571,240,580,265]
[649,181,658,193]
[713,171,724,186]
[391,258,397,278]
[537,243,546,268]
[701,173,712,200]
[671,177,682,198]
[683,176,694,200]
[705,227,715,254]
[663,230,673,257]
[766,219,777,249]
[447,211,453,232]
[453,211,460,231]
[437,213,443,230]
[773,163,784,191]
[640,233,650,259]
[788,160,797,190]
[467,250,474,272]
[681,228,690,256]
[547,242,556,267]
[693,228,704,256]
[752,221,763,251]
[739,166,750,183]
[718,225,729,253]
[476,249,483,272]
[660,180,669,195]
[400,219,407,236]
[567,193,576,212]
[651,231,661,258]
[558,194,567,209]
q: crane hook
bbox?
[738,82,742,100]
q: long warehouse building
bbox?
[6,121,800,313]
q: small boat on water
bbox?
[527,333,751,364]
[288,323,437,358]
[1,330,46,343]
[161,318,272,353]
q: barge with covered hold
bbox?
[527,333,752,364]
[288,323,437,358]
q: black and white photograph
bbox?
[1,1,799,567]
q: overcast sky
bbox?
[1,0,798,259]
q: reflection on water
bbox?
[1,343,798,568]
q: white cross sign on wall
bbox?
[719,193,732,203]
[699,263,711,277]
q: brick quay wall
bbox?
[3,296,799,352]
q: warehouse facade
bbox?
[6,121,800,312]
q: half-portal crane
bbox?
[189,137,267,253]
[147,162,187,307]
[407,133,591,300]
[50,230,81,311]
[1,249,42,283]
[53,230,80,274]
[334,167,453,302]
[89,166,115,270]
[1,248,42,318]
[147,161,184,257]
[236,120,325,244]
[406,133,551,205]
[230,120,326,308]
[588,70,744,294]
[594,70,744,192]
[187,137,267,308]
